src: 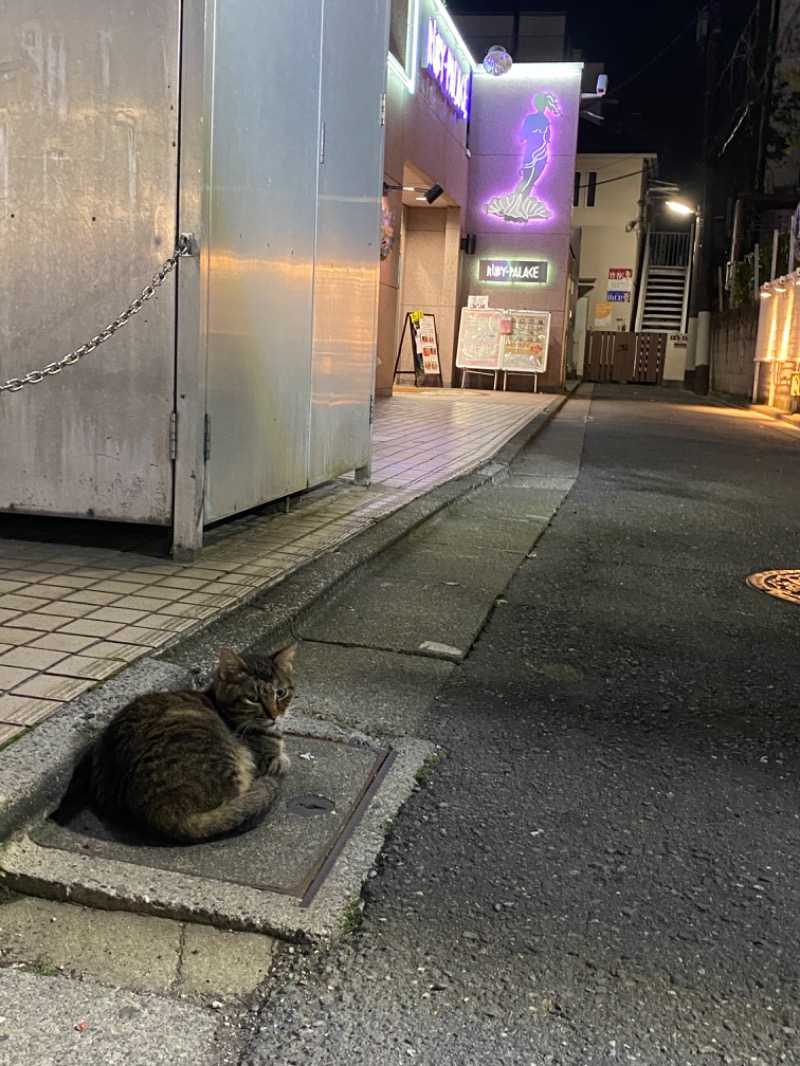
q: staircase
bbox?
[636,231,691,333]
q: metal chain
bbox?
[0,235,194,394]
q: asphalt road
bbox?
[240,386,800,1066]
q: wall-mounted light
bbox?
[383,182,444,204]
[482,45,512,76]
[460,234,476,255]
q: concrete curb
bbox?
[1,714,437,945]
[0,388,575,842]
[705,388,800,430]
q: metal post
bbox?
[684,213,702,388]
[692,6,722,396]
[770,228,779,281]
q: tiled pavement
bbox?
[0,387,556,747]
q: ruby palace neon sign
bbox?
[425,19,470,120]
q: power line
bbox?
[575,167,653,191]
[608,18,696,99]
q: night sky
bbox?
[448,0,705,185]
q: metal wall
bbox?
[308,0,387,486]
[202,0,387,523]
[0,1,180,523]
[1,0,388,542]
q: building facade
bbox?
[379,1,585,393]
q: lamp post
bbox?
[667,199,707,392]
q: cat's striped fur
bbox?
[89,645,297,844]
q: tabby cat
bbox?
[89,644,297,845]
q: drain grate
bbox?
[746,569,800,605]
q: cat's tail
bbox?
[152,777,279,845]
[51,746,94,825]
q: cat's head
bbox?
[212,644,297,726]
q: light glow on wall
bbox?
[388,0,476,100]
[429,1,476,71]
[387,0,420,93]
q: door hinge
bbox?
[379,93,386,127]
[369,395,375,425]
[319,121,326,164]
[169,411,178,460]
[204,413,211,461]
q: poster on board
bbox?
[607,268,633,303]
[411,313,441,375]
[455,309,505,370]
[456,309,551,374]
[501,312,550,373]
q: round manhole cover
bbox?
[286,795,336,817]
[746,569,800,605]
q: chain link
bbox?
[1,236,193,394]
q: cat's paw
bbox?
[266,752,291,776]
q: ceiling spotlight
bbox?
[483,45,513,76]
[383,181,444,204]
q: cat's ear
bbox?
[273,643,298,672]
[217,648,248,680]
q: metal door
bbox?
[0,1,180,523]
[308,0,388,485]
[202,0,323,522]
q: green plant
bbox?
[733,232,793,308]
[381,817,398,839]
[338,895,364,936]
[24,959,59,977]
[414,753,442,783]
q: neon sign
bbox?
[484,91,560,223]
[480,260,549,282]
[424,19,470,120]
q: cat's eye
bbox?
[275,688,287,699]
[243,696,259,706]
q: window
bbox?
[586,171,598,208]
[573,171,581,208]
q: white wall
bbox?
[573,153,655,331]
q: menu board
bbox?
[501,312,550,373]
[455,309,505,370]
[456,308,550,374]
[412,313,441,375]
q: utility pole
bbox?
[690,2,721,395]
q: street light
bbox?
[667,199,707,392]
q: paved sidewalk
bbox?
[0,387,557,749]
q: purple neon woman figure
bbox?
[483,90,560,223]
[515,92,561,197]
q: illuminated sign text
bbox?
[425,19,470,120]
[479,260,549,282]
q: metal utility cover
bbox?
[31,736,392,908]
[746,570,800,606]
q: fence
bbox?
[585,332,665,384]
